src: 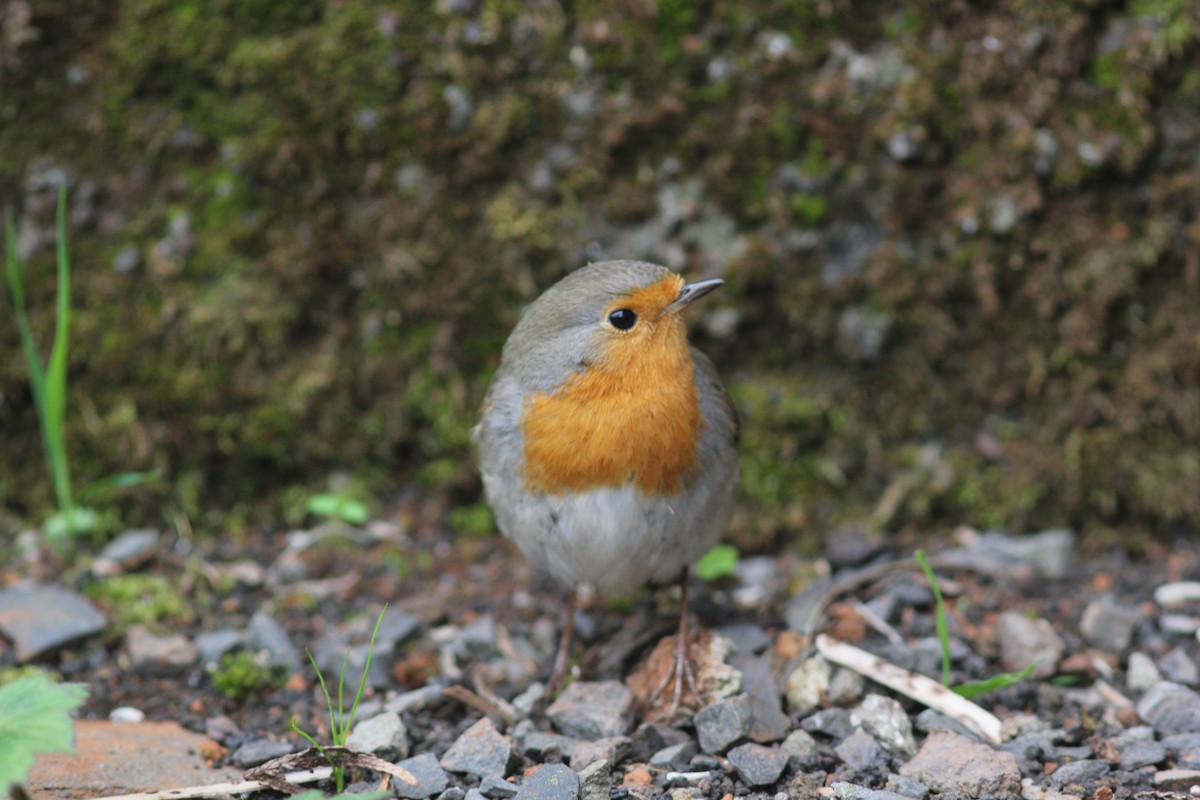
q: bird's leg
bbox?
[649,566,700,712]
[547,588,578,692]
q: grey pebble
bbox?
[347,711,408,761]
[1159,646,1200,685]
[514,763,579,800]
[1047,759,1110,789]
[781,729,820,769]
[517,728,580,761]
[436,790,466,800]
[577,759,613,800]
[1126,651,1161,692]
[802,707,856,741]
[196,629,244,663]
[0,581,108,662]
[396,752,451,800]
[1118,739,1167,769]
[230,737,295,768]
[694,692,788,754]
[1079,595,1141,654]
[125,625,198,672]
[836,729,884,772]
[727,742,789,787]
[546,681,633,740]
[885,772,929,799]
[718,623,772,654]
[92,529,160,576]
[851,695,916,757]
[247,609,301,672]
[1137,681,1200,735]
[440,717,513,779]
[650,741,698,769]
[831,782,914,800]
[912,708,985,742]
[570,735,630,769]
[995,611,1063,680]
[479,776,519,798]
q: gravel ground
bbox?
[3,522,1199,800]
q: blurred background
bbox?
[1,1,1197,551]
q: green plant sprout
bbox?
[306,492,369,525]
[0,673,89,794]
[915,549,1038,697]
[695,543,740,582]
[5,182,155,544]
[291,605,388,793]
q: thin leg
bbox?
[649,566,699,712]
[548,588,578,691]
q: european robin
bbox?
[473,260,738,705]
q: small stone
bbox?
[1118,739,1167,769]
[577,759,613,800]
[995,612,1063,680]
[1047,759,1110,789]
[1159,646,1200,686]
[650,741,698,769]
[694,692,788,754]
[517,729,579,761]
[851,695,917,757]
[727,742,789,787]
[92,529,160,576]
[347,711,408,761]
[126,626,198,672]
[802,707,856,740]
[196,629,244,663]
[479,776,519,798]
[396,753,451,800]
[437,790,467,800]
[515,763,579,800]
[831,783,912,800]
[571,735,630,769]
[913,709,985,742]
[1080,596,1141,654]
[1155,582,1200,607]
[828,667,866,705]
[972,529,1076,579]
[230,737,295,768]
[786,656,832,714]
[1137,681,1200,735]
[109,706,145,723]
[440,717,513,779]
[246,610,301,672]
[0,581,108,662]
[899,730,1022,798]
[781,729,820,768]
[836,729,883,772]
[718,623,772,655]
[885,772,929,799]
[1126,652,1162,692]
[546,681,633,740]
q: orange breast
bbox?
[520,312,704,496]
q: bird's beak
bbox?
[664,278,723,315]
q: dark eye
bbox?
[608,308,637,330]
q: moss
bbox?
[209,651,287,702]
[85,574,194,629]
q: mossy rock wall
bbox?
[1,1,1197,542]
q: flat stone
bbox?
[852,694,917,757]
[650,741,697,769]
[727,742,789,787]
[1117,739,1166,769]
[718,623,772,654]
[1159,646,1200,686]
[1137,681,1200,735]
[1079,596,1141,654]
[517,729,580,761]
[1047,759,1110,789]
[694,692,787,754]
[515,763,579,800]
[547,681,634,739]
[781,729,820,768]
[1126,651,1161,692]
[899,730,1022,798]
[836,729,884,772]
[480,775,519,798]
[396,752,451,799]
[832,783,915,800]
[441,717,513,778]
[570,735,630,769]
[246,609,300,672]
[92,529,160,576]
[1155,769,1200,793]
[995,612,1063,680]
[230,737,295,767]
[347,710,409,760]
[195,628,244,663]
[26,720,237,799]
[0,581,108,661]
[577,758,613,800]
[786,656,832,714]
[125,625,199,672]
[885,772,930,799]
[802,707,856,740]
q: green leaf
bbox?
[78,470,161,503]
[695,543,740,581]
[43,506,99,541]
[0,674,88,792]
[306,493,368,524]
[954,661,1039,699]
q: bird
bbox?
[473,259,738,707]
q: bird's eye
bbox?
[607,308,637,331]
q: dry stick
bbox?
[816,634,1003,745]
[89,767,332,800]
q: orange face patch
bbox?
[520,275,704,496]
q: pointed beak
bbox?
[664,278,724,315]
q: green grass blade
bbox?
[45,182,73,511]
[954,661,1039,698]
[915,550,952,686]
[343,605,388,737]
[5,208,51,466]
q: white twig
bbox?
[90,767,331,800]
